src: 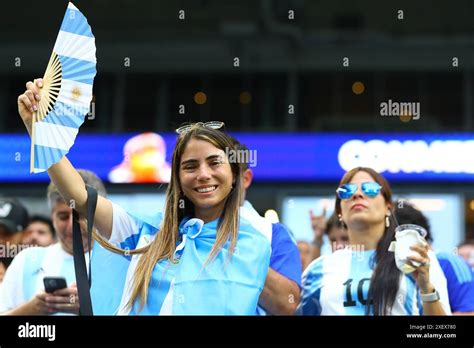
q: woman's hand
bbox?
[408,243,434,293]
[17,78,43,134]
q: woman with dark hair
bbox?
[297,167,450,315]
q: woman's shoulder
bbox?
[130,211,164,231]
[112,202,164,231]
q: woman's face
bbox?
[340,171,390,229]
[179,138,234,222]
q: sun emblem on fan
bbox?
[72,87,82,100]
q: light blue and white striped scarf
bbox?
[91,208,271,315]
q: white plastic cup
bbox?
[393,224,428,273]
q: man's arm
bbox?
[258,223,303,315]
[453,310,474,315]
[2,295,50,315]
[258,268,300,315]
[1,288,78,316]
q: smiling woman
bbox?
[89,123,272,315]
[17,78,272,315]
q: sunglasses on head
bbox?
[336,182,382,200]
[175,121,225,135]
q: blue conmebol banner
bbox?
[1,133,474,183]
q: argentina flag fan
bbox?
[30,2,96,173]
[90,204,272,315]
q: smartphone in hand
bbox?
[43,277,68,293]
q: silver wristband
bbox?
[420,289,440,303]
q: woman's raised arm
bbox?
[17,78,113,239]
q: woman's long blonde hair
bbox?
[93,124,242,311]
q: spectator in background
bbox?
[0,198,28,248]
[0,258,13,284]
[234,139,302,315]
[309,210,348,261]
[308,208,326,261]
[457,240,474,270]
[0,170,106,315]
[298,209,350,272]
[395,202,474,315]
[22,215,56,247]
[0,198,29,284]
[297,241,312,272]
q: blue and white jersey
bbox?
[297,248,451,315]
[91,203,271,315]
[0,243,87,314]
[436,251,474,313]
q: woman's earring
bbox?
[385,215,390,228]
[338,214,343,222]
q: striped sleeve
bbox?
[296,257,324,315]
[108,203,140,249]
[108,203,163,251]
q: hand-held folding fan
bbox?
[30,2,96,173]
